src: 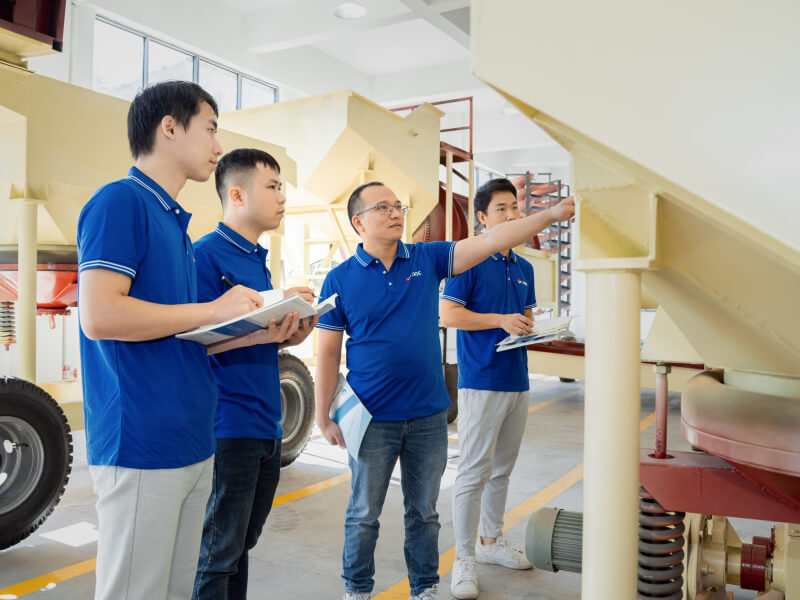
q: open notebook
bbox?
[177,293,337,346]
[495,315,576,352]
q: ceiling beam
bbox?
[397,0,470,49]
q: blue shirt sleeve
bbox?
[193,242,225,304]
[425,241,457,280]
[524,260,537,309]
[316,270,346,332]
[442,266,475,306]
[77,183,145,280]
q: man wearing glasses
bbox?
[314,181,574,600]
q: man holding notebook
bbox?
[191,148,316,600]
[440,178,538,599]
[314,181,573,600]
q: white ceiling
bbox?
[314,18,469,76]
[90,0,567,177]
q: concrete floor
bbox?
[0,377,771,599]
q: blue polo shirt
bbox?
[77,166,218,469]
[317,241,456,421]
[442,250,536,392]
[193,223,282,440]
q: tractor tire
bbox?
[278,353,315,467]
[445,363,459,423]
[0,377,72,550]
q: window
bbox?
[148,41,193,85]
[92,18,278,109]
[241,77,277,109]
[93,19,144,101]
[198,60,238,113]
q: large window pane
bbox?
[148,41,193,85]
[241,77,276,109]
[93,20,143,101]
[198,61,237,113]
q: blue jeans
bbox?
[193,438,281,600]
[342,409,448,596]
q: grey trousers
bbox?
[90,457,213,600]
[451,388,529,558]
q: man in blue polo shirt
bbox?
[78,82,272,600]
[191,148,316,600]
[440,178,538,599]
[314,181,573,600]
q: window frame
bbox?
[94,16,279,108]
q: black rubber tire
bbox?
[0,377,72,550]
[445,363,459,423]
[278,353,315,468]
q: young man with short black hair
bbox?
[191,148,316,599]
[78,81,268,600]
[439,177,543,598]
[314,181,574,600]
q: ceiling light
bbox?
[334,2,367,19]
[501,104,520,116]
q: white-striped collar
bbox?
[126,167,175,212]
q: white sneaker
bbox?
[475,536,533,570]
[409,583,440,600]
[450,557,479,599]
[343,593,372,600]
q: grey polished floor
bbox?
[0,377,766,599]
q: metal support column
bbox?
[582,269,642,600]
[445,150,453,241]
[467,159,475,237]
[17,199,40,382]
[269,233,282,288]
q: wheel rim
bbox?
[0,416,46,515]
[280,378,305,447]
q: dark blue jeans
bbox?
[193,438,281,600]
[342,409,448,596]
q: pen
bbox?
[221,276,235,289]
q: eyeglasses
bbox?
[355,203,409,217]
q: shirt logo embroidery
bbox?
[517,278,528,286]
[406,271,422,281]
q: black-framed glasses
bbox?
[355,203,409,217]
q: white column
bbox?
[582,269,642,599]
[17,200,39,382]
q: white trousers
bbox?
[89,457,214,600]
[452,388,529,559]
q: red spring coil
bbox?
[638,486,685,600]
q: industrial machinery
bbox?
[0,0,309,549]
[472,0,800,598]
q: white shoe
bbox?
[475,536,533,570]
[409,583,440,600]
[450,557,479,599]
[343,593,372,600]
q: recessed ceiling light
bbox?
[334,2,367,20]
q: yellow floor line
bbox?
[373,410,655,599]
[0,392,580,597]
[0,558,96,598]
[272,472,352,507]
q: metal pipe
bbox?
[654,363,671,459]
[583,269,642,600]
[445,150,453,242]
[17,199,39,383]
[467,159,475,237]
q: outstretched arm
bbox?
[451,197,574,276]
